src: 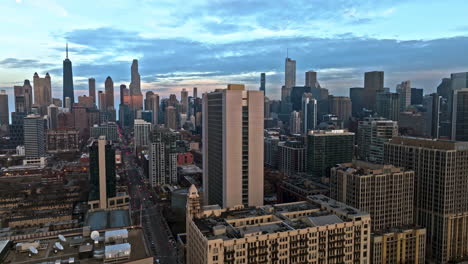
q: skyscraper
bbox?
[134,119,152,147]
[451,88,468,141]
[306,130,354,178]
[62,43,74,105]
[302,93,317,133]
[423,93,441,139]
[146,93,159,125]
[47,104,58,130]
[0,90,9,128]
[349,87,364,116]
[305,70,320,88]
[384,137,468,263]
[98,91,106,111]
[165,106,177,129]
[259,72,265,94]
[282,57,296,101]
[396,80,411,111]
[329,96,352,125]
[104,76,114,109]
[33,72,52,115]
[202,84,264,208]
[181,88,188,114]
[357,117,398,164]
[149,128,178,186]
[376,92,400,121]
[89,136,116,209]
[411,87,424,105]
[129,59,143,111]
[24,114,45,158]
[289,111,301,134]
[144,91,154,111]
[278,140,306,177]
[88,78,96,103]
[193,87,198,99]
[364,71,384,111]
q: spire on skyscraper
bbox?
[66,42,68,59]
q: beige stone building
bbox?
[202,84,264,208]
[371,227,426,264]
[384,137,468,263]
[33,72,52,115]
[186,185,371,264]
[330,161,414,232]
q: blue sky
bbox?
[1,0,468,113]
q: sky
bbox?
[2,0,468,114]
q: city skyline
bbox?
[1,0,468,111]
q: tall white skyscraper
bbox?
[202,84,264,208]
[302,93,317,134]
[289,111,301,134]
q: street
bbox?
[123,151,178,264]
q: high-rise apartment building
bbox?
[372,227,426,264]
[33,72,52,115]
[149,128,178,186]
[90,122,118,141]
[330,161,414,231]
[193,87,198,99]
[186,190,371,264]
[278,140,306,177]
[134,119,152,147]
[396,80,411,111]
[301,94,317,133]
[357,117,398,164]
[24,114,45,158]
[0,90,8,128]
[63,44,75,105]
[14,80,33,114]
[384,137,468,263]
[89,136,116,209]
[202,84,264,208]
[364,71,384,111]
[376,92,400,121]
[451,88,468,141]
[306,130,354,178]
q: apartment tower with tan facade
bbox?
[202,84,264,208]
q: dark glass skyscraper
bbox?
[63,43,74,105]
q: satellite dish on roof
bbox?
[55,242,64,251]
[28,246,38,254]
[58,234,66,242]
[90,231,100,241]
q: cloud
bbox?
[0,58,54,69]
[8,24,467,100]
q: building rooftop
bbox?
[85,209,130,231]
[193,195,369,241]
[1,228,151,264]
[388,136,468,150]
